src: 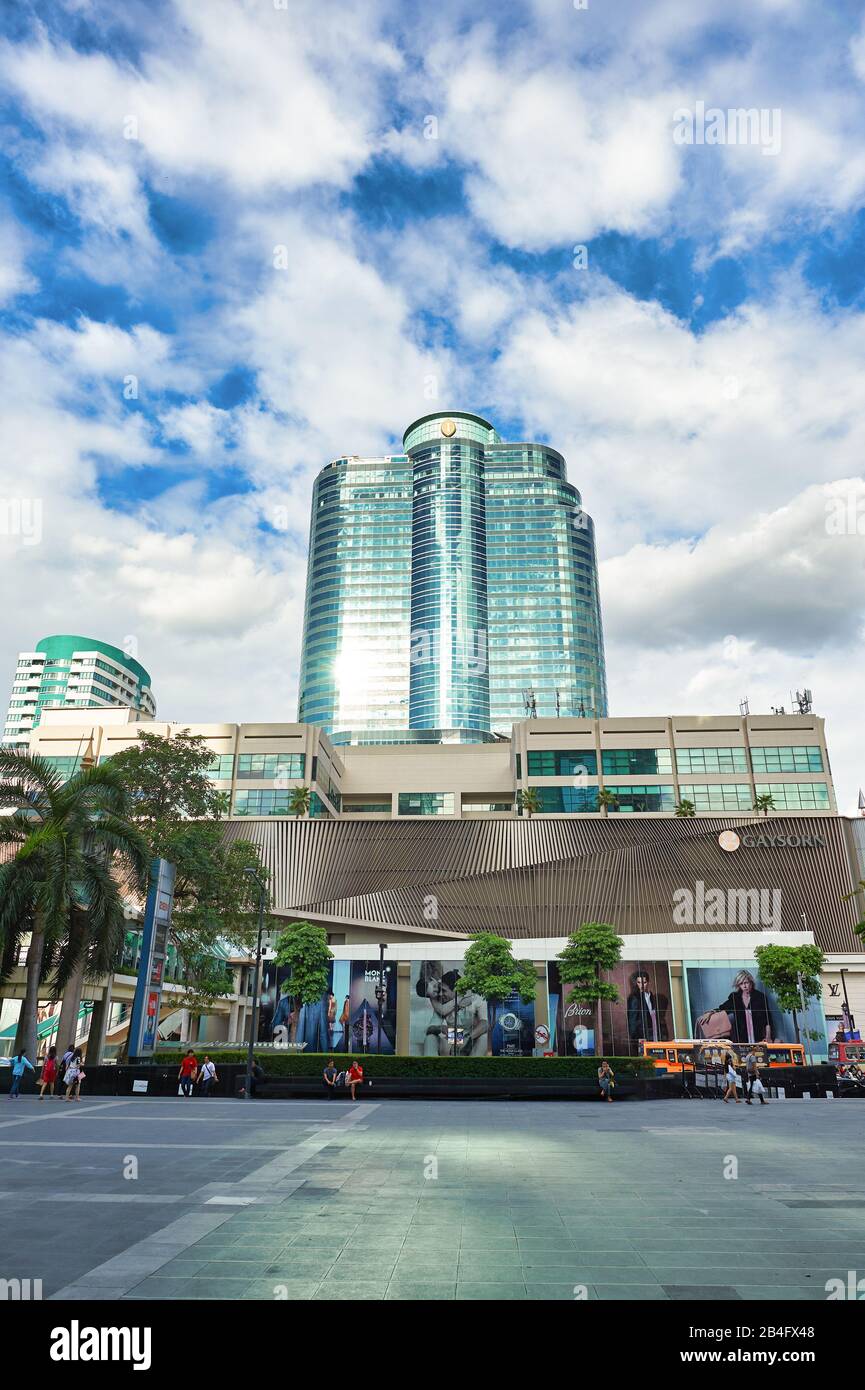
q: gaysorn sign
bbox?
[718,829,826,852]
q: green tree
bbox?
[111,730,269,1012]
[274,922,333,1015]
[0,752,149,1060]
[556,922,624,1054]
[519,787,542,818]
[674,799,696,818]
[597,788,619,815]
[754,943,824,1046]
[288,785,311,818]
[753,793,775,818]
[457,934,536,1049]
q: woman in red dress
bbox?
[39,1046,58,1100]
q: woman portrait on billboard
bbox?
[709,969,776,1044]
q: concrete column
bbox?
[86,976,113,1064]
[180,1009,192,1043]
[396,961,411,1053]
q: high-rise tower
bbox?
[298,412,607,743]
[2,635,156,749]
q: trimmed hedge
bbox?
[149,1051,655,1079]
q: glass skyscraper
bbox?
[298,412,607,743]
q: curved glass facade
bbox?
[485,442,607,728]
[298,455,412,739]
[298,413,608,743]
[408,416,491,735]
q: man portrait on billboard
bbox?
[626,969,669,1048]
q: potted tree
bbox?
[556,922,624,1056]
[457,934,536,1055]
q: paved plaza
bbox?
[0,1094,863,1301]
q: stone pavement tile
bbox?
[522,1263,660,1284]
[239,1278,320,1300]
[147,1276,255,1299]
[265,1257,339,1278]
[663,1285,741,1300]
[155,1256,211,1277]
[457,1282,528,1300]
[596,1284,672,1300]
[392,1254,460,1275]
[457,1260,524,1283]
[196,1260,271,1278]
[124,1277,204,1299]
[745,1284,834,1300]
[526,1283,596,1301]
[661,1267,813,1286]
[313,1280,389,1300]
[386,1281,457,1300]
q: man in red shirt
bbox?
[347,1060,364,1102]
[178,1050,197,1098]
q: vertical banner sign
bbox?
[129,858,176,1058]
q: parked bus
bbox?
[828,1040,865,1066]
[641,1040,806,1072]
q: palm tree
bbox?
[597,788,619,816]
[753,793,775,819]
[520,787,542,819]
[674,799,696,817]
[0,751,149,1060]
[288,785,311,818]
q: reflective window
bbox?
[398,792,456,816]
[527,749,598,776]
[677,783,753,810]
[750,746,823,773]
[675,747,748,774]
[236,753,305,779]
[754,782,830,809]
[602,748,672,776]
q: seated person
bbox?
[347,1059,364,1101]
[322,1058,347,1096]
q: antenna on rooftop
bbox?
[522,688,537,719]
[792,688,813,716]
[739,697,750,717]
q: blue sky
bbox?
[0,0,863,809]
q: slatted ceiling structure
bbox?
[220,815,865,953]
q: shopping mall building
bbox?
[23,705,865,1059]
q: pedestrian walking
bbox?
[598,1060,615,1102]
[9,1051,35,1098]
[39,1046,58,1100]
[722,1049,741,1104]
[744,1048,759,1103]
[63,1049,85,1102]
[198,1055,217,1097]
[748,1053,769,1106]
[60,1042,75,1074]
[177,1050,198,1098]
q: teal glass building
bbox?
[298,412,607,743]
[3,635,156,748]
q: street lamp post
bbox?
[243,868,267,1101]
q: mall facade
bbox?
[24,704,865,1058]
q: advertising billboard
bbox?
[547,960,673,1056]
[409,960,535,1056]
[683,962,827,1058]
[257,959,396,1053]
